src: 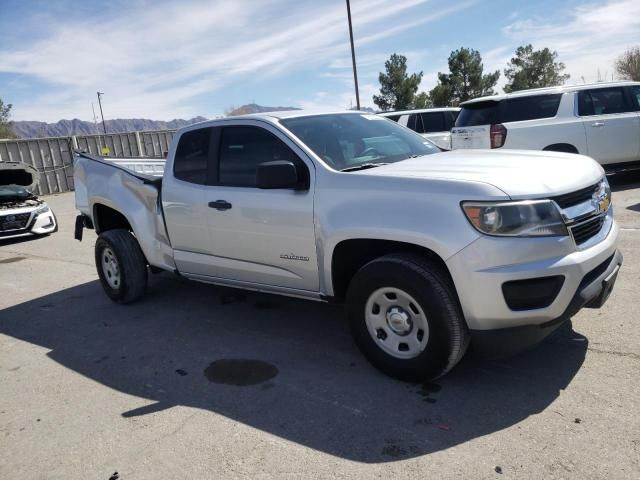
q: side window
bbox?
[407,114,419,132]
[218,126,305,188]
[578,91,594,116]
[173,127,212,184]
[443,111,458,130]
[629,86,640,110]
[579,87,631,116]
[384,114,401,122]
[502,94,562,122]
[420,113,445,133]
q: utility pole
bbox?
[345,0,360,110]
[91,103,98,125]
[96,92,107,134]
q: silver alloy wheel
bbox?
[101,247,121,289]
[364,287,429,359]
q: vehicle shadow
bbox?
[0,274,587,463]
[607,169,640,192]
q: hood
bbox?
[362,149,604,198]
[0,161,40,192]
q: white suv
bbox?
[380,108,460,150]
[451,81,640,168]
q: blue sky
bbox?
[1,0,638,122]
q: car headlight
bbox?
[34,204,50,215]
[462,200,568,237]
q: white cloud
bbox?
[502,0,640,84]
[2,0,450,121]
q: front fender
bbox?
[314,174,500,295]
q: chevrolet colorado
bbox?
[74,111,622,380]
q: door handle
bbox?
[208,200,232,211]
[591,121,605,127]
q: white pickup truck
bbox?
[74,111,622,381]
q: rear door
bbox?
[451,101,497,149]
[578,86,640,164]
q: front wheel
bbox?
[95,229,148,304]
[346,253,469,381]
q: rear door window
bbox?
[578,87,632,116]
[455,101,499,126]
[502,94,562,122]
[173,127,213,184]
[420,113,445,133]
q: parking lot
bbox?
[1,173,639,480]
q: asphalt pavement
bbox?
[1,172,639,479]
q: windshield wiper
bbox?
[340,162,388,172]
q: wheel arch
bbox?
[543,143,579,154]
[329,238,454,302]
[92,203,134,234]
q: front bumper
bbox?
[446,208,619,331]
[469,249,622,356]
[0,204,57,240]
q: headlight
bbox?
[462,200,568,237]
[34,204,50,215]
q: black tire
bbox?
[346,253,469,381]
[95,229,148,304]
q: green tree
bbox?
[429,84,453,107]
[373,54,423,111]
[504,44,569,92]
[615,46,640,81]
[0,98,17,139]
[413,91,432,109]
[429,47,500,105]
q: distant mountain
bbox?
[11,103,318,138]
[12,117,208,139]
[225,103,300,116]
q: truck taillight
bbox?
[490,124,507,148]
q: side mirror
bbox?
[256,161,298,189]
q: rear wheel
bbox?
[95,229,148,304]
[346,253,469,381]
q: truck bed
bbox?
[74,152,175,271]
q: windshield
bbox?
[280,113,440,171]
[0,185,33,202]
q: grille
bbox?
[551,182,598,209]
[0,212,31,231]
[570,215,604,245]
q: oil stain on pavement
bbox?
[204,359,279,386]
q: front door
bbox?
[200,122,319,292]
